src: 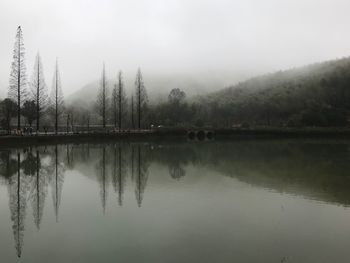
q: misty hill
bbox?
[66,72,246,108]
[198,57,350,127]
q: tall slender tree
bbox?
[134,68,148,129]
[8,26,27,130]
[96,63,108,128]
[117,71,127,131]
[30,53,48,131]
[50,59,64,134]
[131,95,135,129]
[111,84,118,129]
[112,71,127,131]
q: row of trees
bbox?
[0,26,152,133]
[1,26,64,133]
[5,26,350,131]
[59,58,350,130]
[7,26,64,131]
[95,64,148,131]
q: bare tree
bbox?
[96,63,108,128]
[111,71,127,131]
[50,59,64,134]
[134,68,148,129]
[8,26,27,130]
[118,71,126,131]
[131,95,135,129]
[111,85,118,129]
[30,53,48,131]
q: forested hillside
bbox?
[197,57,350,127]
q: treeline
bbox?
[0,27,193,133]
[0,27,155,134]
[0,27,204,132]
[197,57,350,128]
[43,57,350,129]
[2,26,350,132]
[0,26,64,134]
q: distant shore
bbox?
[1,127,350,147]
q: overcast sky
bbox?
[0,0,350,96]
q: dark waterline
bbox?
[0,139,350,262]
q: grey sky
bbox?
[0,0,349,96]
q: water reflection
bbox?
[51,145,65,222]
[0,140,350,259]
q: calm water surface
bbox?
[1,139,350,262]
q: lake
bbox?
[1,139,350,262]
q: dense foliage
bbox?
[195,57,350,127]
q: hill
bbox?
[197,57,350,127]
[66,72,243,107]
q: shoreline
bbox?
[1,127,350,146]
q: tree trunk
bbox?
[36,59,40,131]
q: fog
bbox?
[0,0,350,97]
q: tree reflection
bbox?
[134,145,149,207]
[168,164,186,180]
[21,150,36,176]
[0,150,17,179]
[111,144,126,206]
[29,150,47,230]
[50,145,65,222]
[66,144,75,169]
[7,152,30,258]
[96,146,109,213]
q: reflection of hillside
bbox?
[198,141,350,206]
[131,140,350,206]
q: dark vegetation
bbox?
[1,26,350,135]
[197,57,350,128]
